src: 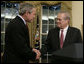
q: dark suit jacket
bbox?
[46,27,82,53]
[2,16,36,63]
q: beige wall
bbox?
[72,1,83,37]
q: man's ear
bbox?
[25,11,29,16]
[67,20,70,24]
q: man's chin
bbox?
[29,19,33,22]
[57,26,63,29]
[57,25,61,28]
[28,20,33,23]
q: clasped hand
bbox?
[32,48,41,60]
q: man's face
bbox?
[26,8,36,22]
[56,13,69,29]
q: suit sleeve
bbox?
[76,29,83,43]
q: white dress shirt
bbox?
[59,25,69,42]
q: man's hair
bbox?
[19,3,35,15]
[58,10,70,20]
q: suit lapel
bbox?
[63,27,71,47]
[16,16,29,33]
[58,30,60,48]
[55,27,60,48]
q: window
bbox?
[40,4,61,63]
[1,1,19,53]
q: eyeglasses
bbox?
[55,18,65,21]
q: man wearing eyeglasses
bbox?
[46,10,82,53]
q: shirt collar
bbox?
[64,25,69,31]
[18,15,26,25]
[60,25,69,31]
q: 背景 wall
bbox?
[72,1,83,38]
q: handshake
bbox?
[32,48,41,60]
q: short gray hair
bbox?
[19,3,35,15]
[58,10,70,20]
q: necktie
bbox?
[60,30,64,48]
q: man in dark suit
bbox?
[46,11,82,53]
[2,3,41,63]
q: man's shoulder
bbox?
[7,16,22,28]
[49,27,60,33]
[12,16,21,22]
[9,16,23,24]
[69,26,80,32]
